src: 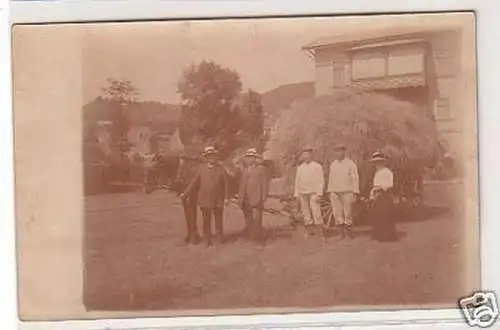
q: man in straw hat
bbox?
[174,146,202,245]
[181,146,229,246]
[238,148,269,244]
[368,151,397,242]
[294,145,325,235]
[326,144,359,239]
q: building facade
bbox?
[127,125,152,155]
[303,26,464,154]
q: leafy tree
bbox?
[238,89,266,152]
[177,61,243,158]
[102,78,139,103]
[101,78,140,158]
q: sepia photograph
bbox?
[12,12,479,321]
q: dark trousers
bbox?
[182,198,199,243]
[371,192,397,242]
[200,207,223,244]
[242,204,264,242]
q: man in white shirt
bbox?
[327,144,359,238]
[294,146,325,234]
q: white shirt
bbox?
[373,167,394,190]
[294,161,324,197]
[327,158,359,194]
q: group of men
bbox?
[176,146,269,247]
[295,144,396,241]
[174,143,397,248]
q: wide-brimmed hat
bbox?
[301,145,314,152]
[333,144,346,151]
[243,148,262,158]
[202,146,219,157]
[370,151,387,162]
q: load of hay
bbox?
[266,90,444,197]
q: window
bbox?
[435,97,451,119]
[350,43,427,80]
[332,61,346,87]
[387,49,424,76]
[352,51,386,80]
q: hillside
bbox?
[83,97,180,132]
[260,81,315,117]
[83,81,314,134]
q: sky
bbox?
[81,14,467,104]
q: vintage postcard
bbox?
[12,12,481,325]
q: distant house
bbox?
[94,120,113,156]
[121,119,178,156]
[127,125,152,155]
[302,24,465,153]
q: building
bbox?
[127,125,152,155]
[302,24,466,153]
[94,120,113,156]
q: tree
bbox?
[102,78,139,103]
[177,61,243,158]
[239,89,265,150]
[101,78,140,159]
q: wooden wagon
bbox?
[260,159,424,228]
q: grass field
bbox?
[83,185,467,313]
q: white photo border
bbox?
[2,1,499,329]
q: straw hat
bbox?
[301,145,314,152]
[333,144,346,151]
[243,148,262,158]
[370,151,387,162]
[202,146,218,157]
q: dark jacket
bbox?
[183,163,229,208]
[238,163,269,208]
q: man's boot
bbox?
[345,224,354,239]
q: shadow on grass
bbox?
[353,205,450,227]
[396,205,450,223]
[321,227,407,241]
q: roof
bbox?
[302,23,462,50]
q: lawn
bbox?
[83,186,467,313]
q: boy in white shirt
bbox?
[294,146,325,234]
[327,144,359,239]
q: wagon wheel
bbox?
[319,196,334,228]
[280,197,303,228]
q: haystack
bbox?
[267,90,443,171]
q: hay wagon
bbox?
[261,160,424,228]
